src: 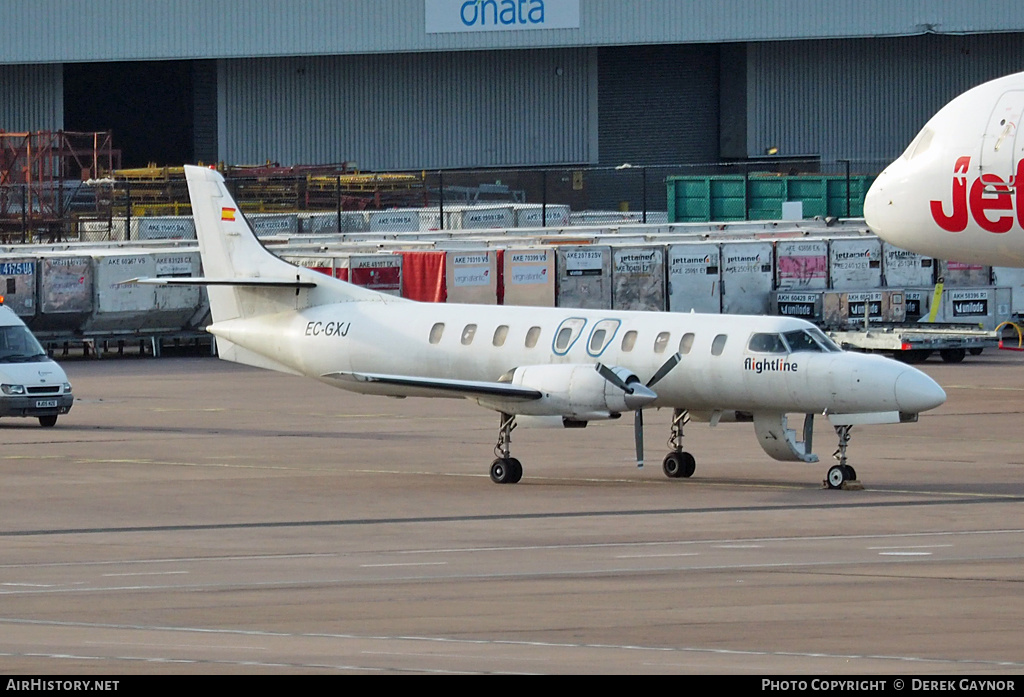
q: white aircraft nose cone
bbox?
[624,383,658,411]
[894,370,946,413]
[863,172,892,238]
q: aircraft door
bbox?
[980,90,1024,181]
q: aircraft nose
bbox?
[894,369,946,414]
[864,171,894,239]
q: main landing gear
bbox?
[825,424,858,489]
[662,408,696,479]
[488,409,700,484]
[490,413,523,484]
[485,409,861,488]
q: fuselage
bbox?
[209,296,946,418]
[865,71,1024,266]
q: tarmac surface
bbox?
[1,349,1023,675]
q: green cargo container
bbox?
[667,173,875,223]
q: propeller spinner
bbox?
[595,353,682,468]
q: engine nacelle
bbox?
[476,363,655,419]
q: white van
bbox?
[0,305,73,427]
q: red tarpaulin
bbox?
[394,251,446,302]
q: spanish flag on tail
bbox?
[221,207,236,221]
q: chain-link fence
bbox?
[0,157,891,241]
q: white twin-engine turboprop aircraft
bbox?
[141,165,946,488]
[866,70,1024,266]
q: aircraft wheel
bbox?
[826,465,847,489]
[508,458,523,484]
[490,458,518,484]
[680,452,696,478]
[663,452,695,479]
[38,415,57,428]
[842,464,857,481]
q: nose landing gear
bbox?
[826,424,860,489]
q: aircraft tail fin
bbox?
[184,164,384,324]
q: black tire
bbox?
[680,452,696,478]
[842,464,857,481]
[897,349,932,364]
[968,348,983,356]
[663,452,695,479]
[827,465,846,489]
[939,348,966,363]
[508,458,523,484]
[490,458,513,484]
[38,415,58,428]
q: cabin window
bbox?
[493,325,509,347]
[461,324,477,345]
[587,319,620,356]
[747,332,787,353]
[711,334,728,356]
[525,326,541,348]
[429,322,445,344]
[552,318,586,354]
[555,327,573,349]
[654,331,671,354]
[621,330,638,352]
[678,333,695,355]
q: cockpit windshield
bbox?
[782,328,841,353]
[747,333,787,353]
[901,126,934,161]
[0,325,48,363]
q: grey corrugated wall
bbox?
[746,33,1024,168]
[597,44,720,166]
[0,64,62,131]
[2,1,1022,64]
[218,49,594,169]
[192,61,218,164]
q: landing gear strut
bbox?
[662,408,696,479]
[826,424,858,489]
[490,412,523,484]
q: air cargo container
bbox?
[719,240,774,315]
[502,248,555,307]
[775,238,828,290]
[829,237,882,290]
[445,250,497,304]
[667,243,721,313]
[611,246,665,311]
[556,246,613,310]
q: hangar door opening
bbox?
[64,61,195,169]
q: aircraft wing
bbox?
[127,277,317,288]
[322,371,543,401]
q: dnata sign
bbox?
[425,0,581,33]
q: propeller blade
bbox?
[647,352,682,387]
[634,409,644,468]
[595,363,634,393]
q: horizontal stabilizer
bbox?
[127,277,317,288]
[323,371,542,401]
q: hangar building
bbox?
[1,0,1022,174]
